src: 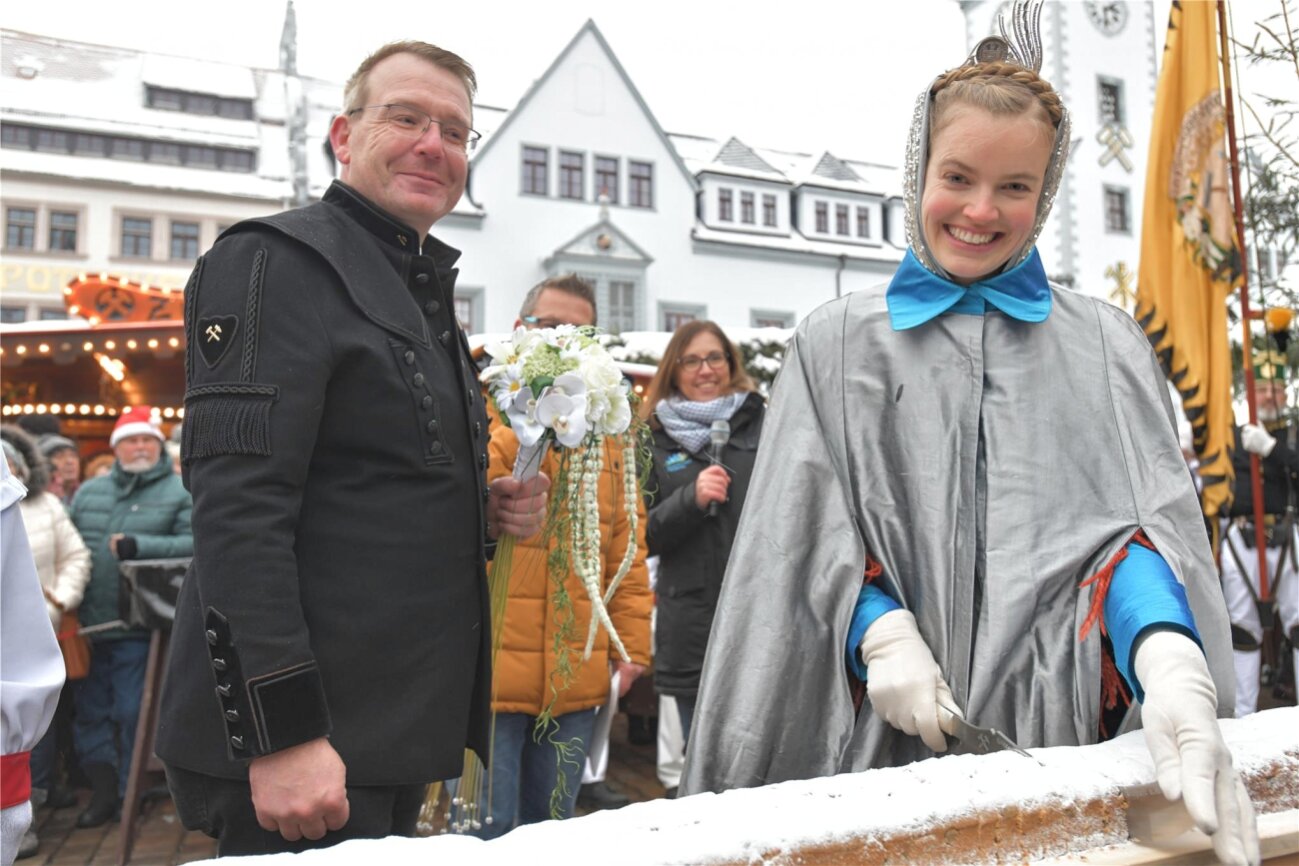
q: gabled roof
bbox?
[714,137,782,176]
[471,20,696,191]
[811,152,861,183]
[545,216,654,269]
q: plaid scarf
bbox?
[655,392,748,454]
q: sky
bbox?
[1,1,1291,166]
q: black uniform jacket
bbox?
[155,182,493,786]
[645,392,765,697]
[1228,422,1299,519]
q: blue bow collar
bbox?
[886,248,1051,331]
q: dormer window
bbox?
[763,195,777,227]
[146,86,253,120]
[740,192,755,224]
[815,202,829,233]
[718,188,733,222]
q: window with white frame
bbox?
[522,146,548,195]
[595,156,619,203]
[815,201,829,233]
[607,280,638,332]
[6,207,36,250]
[1104,186,1131,233]
[856,206,870,239]
[559,151,584,200]
[662,303,704,331]
[452,289,483,334]
[740,191,755,224]
[121,216,153,258]
[170,220,200,260]
[49,211,78,252]
[1098,77,1125,126]
[835,204,850,236]
[629,161,654,208]
[718,188,733,221]
[762,194,777,227]
[751,309,794,329]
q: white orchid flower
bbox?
[505,385,547,447]
[536,391,589,448]
[550,371,587,399]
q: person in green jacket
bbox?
[68,406,192,828]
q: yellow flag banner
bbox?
[1136,0,1242,522]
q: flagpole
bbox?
[1217,0,1270,599]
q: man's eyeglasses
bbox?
[347,104,481,152]
[521,315,567,330]
[678,352,729,372]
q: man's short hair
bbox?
[343,41,477,114]
[519,274,598,325]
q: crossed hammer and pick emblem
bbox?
[196,316,238,368]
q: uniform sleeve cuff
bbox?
[1106,542,1202,702]
[247,664,331,754]
[847,583,903,680]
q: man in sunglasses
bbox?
[157,41,549,855]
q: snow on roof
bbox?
[140,53,257,99]
[0,147,291,201]
[2,31,275,148]
[692,221,906,262]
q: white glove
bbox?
[1240,423,1277,457]
[859,609,961,752]
[1134,631,1260,866]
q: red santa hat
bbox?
[110,405,164,447]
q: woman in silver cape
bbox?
[680,5,1242,843]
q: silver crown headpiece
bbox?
[964,0,1045,73]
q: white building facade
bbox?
[4,4,1158,333]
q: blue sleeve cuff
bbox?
[1106,542,1203,702]
[847,583,902,680]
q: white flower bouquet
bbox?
[480,324,638,661]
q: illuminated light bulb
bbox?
[177,408,185,419]
[38,343,50,353]
[147,339,159,348]
[68,305,81,315]
[50,404,61,414]
[15,345,27,355]
[79,404,91,414]
[126,340,138,350]
[93,405,106,415]
[35,404,47,414]
[168,338,180,348]
[83,342,94,351]
[104,340,116,350]
[162,407,175,418]
[64,404,75,413]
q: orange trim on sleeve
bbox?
[1078,530,1155,642]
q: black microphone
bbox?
[708,419,731,518]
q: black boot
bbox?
[75,763,120,829]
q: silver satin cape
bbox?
[678,290,1236,795]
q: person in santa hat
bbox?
[66,407,192,829]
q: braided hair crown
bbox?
[931,61,1064,136]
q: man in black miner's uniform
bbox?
[1222,349,1299,718]
[155,40,550,856]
